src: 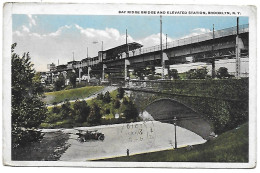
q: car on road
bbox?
[76,130,105,142]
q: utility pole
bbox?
[72,52,74,61]
[160,15,164,79]
[173,117,177,149]
[125,29,129,81]
[101,41,105,81]
[87,47,88,58]
[211,24,216,78]
[126,29,129,55]
[236,17,241,78]
[166,34,168,49]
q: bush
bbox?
[97,93,104,100]
[114,99,121,109]
[123,100,139,121]
[45,113,63,123]
[52,106,60,114]
[54,74,65,91]
[67,71,77,88]
[122,97,129,105]
[117,87,125,99]
[186,67,209,79]
[169,69,180,79]
[87,103,101,124]
[103,91,111,103]
[60,101,73,119]
[217,67,231,79]
[73,100,90,123]
[105,108,110,114]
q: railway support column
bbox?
[125,59,130,81]
[102,64,107,81]
[88,67,91,83]
[162,52,169,78]
[78,68,82,83]
[235,17,245,78]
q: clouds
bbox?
[12,15,210,72]
[27,14,37,28]
[180,28,211,39]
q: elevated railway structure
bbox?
[47,23,248,83]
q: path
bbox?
[47,86,117,107]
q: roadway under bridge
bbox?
[144,98,213,140]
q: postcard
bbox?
[2,2,257,168]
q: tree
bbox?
[123,100,139,121]
[60,100,73,119]
[97,93,104,100]
[67,71,77,88]
[52,106,60,114]
[11,43,47,148]
[216,67,231,79]
[122,97,129,105]
[73,100,90,123]
[113,99,121,109]
[87,103,102,124]
[103,91,111,103]
[117,87,125,99]
[168,69,180,79]
[54,74,65,91]
[186,67,209,79]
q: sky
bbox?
[12,15,248,71]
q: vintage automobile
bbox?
[75,130,105,142]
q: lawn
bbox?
[98,122,248,162]
[44,86,104,105]
[40,88,134,129]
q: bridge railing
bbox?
[121,24,249,59]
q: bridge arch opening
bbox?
[142,98,214,140]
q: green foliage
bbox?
[103,91,111,103]
[11,43,47,148]
[186,67,209,79]
[44,86,104,105]
[216,67,232,79]
[60,100,73,119]
[52,106,60,114]
[123,100,139,121]
[87,103,101,124]
[42,88,141,128]
[102,123,248,162]
[97,93,104,100]
[105,108,110,114]
[54,74,65,91]
[113,99,121,109]
[73,100,90,123]
[122,97,129,105]
[168,69,180,79]
[67,71,77,88]
[45,112,63,123]
[117,87,125,99]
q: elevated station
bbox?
[46,22,249,84]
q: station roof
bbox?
[102,42,143,59]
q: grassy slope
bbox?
[98,122,248,162]
[40,89,122,128]
[44,86,104,104]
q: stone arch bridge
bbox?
[144,98,213,140]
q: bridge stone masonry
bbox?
[46,23,248,83]
[125,78,249,135]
